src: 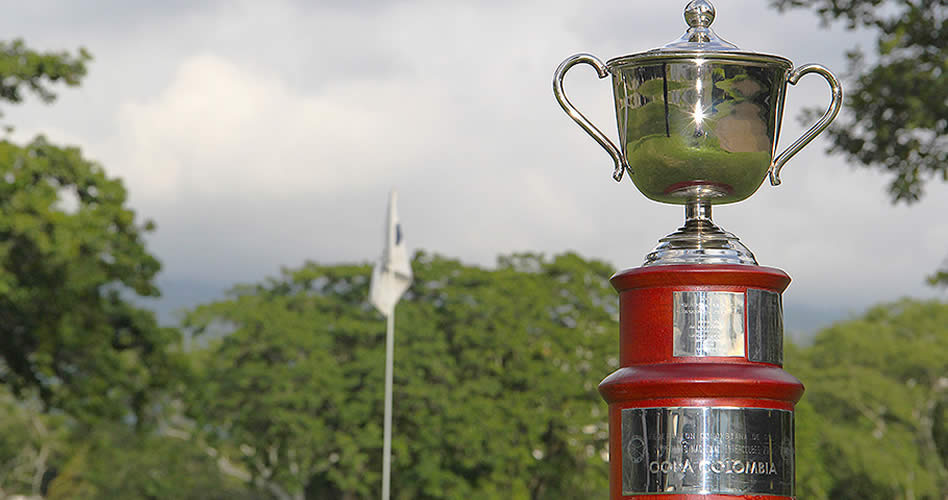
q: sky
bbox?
[1,0,945,337]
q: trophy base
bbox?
[602,264,800,499]
[644,202,757,266]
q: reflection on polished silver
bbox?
[747,289,784,365]
[673,291,745,357]
[553,54,629,182]
[645,202,757,266]
[552,0,843,208]
[621,407,794,496]
[684,0,715,29]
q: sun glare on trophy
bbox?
[692,101,708,126]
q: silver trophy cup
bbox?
[554,0,842,266]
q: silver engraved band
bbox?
[621,407,794,496]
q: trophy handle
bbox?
[769,64,843,186]
[553,53,630,182]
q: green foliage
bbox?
[0,39,90,124]
[0,37,204,499]
[928,263,948,289]
[45,423,254,500]
[771,0,947,204]
[0,38,182,424]
[0,388,70,498]
[788,299,948,499]
[0,136,182,422]
[184,252,618,499]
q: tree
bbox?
[0,40,183,423]
[769,0,948,284]
[183,252,618,500]
[0,39,90,125]
[771,0,946,202]
[787,299,948,499]
[44,423,256,500]
[0,387,70,498]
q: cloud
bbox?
[109,53,442,201]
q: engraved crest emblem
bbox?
[626,435,647,464]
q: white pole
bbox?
[381,309,395,500]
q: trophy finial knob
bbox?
[684,0,716,29]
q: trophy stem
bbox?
[685,200,712,224]
[643,202,758,266]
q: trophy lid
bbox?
[607,0,791,67]
[659,0,739,52]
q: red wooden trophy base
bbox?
[600,265,803,499]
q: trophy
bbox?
[555,0,841,266]
[553,1,841,498]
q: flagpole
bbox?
[370,189,410,500]
[381,308,395,500]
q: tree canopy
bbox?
[771,0,946,203]
[789,299,948,499]
[0,38,203,499]
[0,136,183,422]
[0,39,91,124]
[183,252,618,500]
[0,40,182,423]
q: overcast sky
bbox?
[2,0,945,335]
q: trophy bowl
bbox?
[554,0,842,206]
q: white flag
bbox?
[369,190,413,317]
